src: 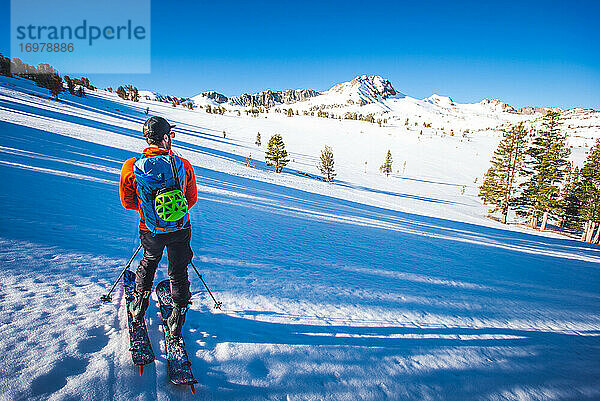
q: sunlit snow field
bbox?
[0,76,599,401]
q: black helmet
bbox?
[143,116,175,140]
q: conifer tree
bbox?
[478,123,528,223]
[64,76,75,94]
[32,64,63,99]
[519,111,571,227]
[132,87,140,102]
[255,132,261,147]
[35,63,53,85]
[46,73,63,99]
[318,145,336,182]
[116,86,128,100]
[380,150,393,177]
[558,162,582,228]
[76,87,85,98]
[579,140,600,240]
[265,134,289,173]
[0,54,11,76]
[245,153,254,168]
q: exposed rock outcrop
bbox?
[199,91,228,104]
[326,75,402,104]
[518,106,562,115]
[480,98,516,113]
[229,89,320,107]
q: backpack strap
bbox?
[169,151,183,191]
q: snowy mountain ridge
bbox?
[133,74,600,149]
[425,94,455,107]
[479,98,516,113]
[184,75,596,129]
[187,74,536,114]
[133,75,598,136]
[139,90,191,104]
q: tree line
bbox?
[114,85,140,102]
[479,111,600,243]
[0,53,93,99]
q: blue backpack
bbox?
[133,152,189,234]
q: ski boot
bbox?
[129,290,150,323]
[167,303,190,338]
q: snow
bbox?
[191,93,224,108]
[0,74,599,400]
[425,94,455,106]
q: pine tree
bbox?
[32,64,62,99]
[76,87,85,98]
[46,73,63,99]
[64,76,75,94]
[245,153,254,168]
[318,145,336,182]
[132,87,140,102]
[265,134,289,173]
[380,150,393,177]
[478,123,528,223]
[519,111,571,227]
[558,163,582,228]
[0,54,11,76]
[116,86,128,100]
[579,140,600,241]
[255,132,261,147]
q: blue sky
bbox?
[1,0,599,109]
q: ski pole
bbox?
[100,244,143,303]
[190,261,222,309]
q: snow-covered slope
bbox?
[0,75,599,401]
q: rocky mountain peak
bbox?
[479,98,516,113]
[199,91,228,104]
[426,94,455,106]
[327,75,402,104]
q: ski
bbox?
[123,269,155,375]
[156,279,197,393]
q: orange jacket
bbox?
[120,146,197,231]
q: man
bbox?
[120,116,197,338]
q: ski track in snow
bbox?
[0,76,599,400]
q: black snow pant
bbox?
[135,226,193,307]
